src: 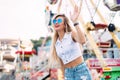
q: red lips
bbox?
[54,24,60,28]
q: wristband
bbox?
[74,22,79,26]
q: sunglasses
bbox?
[53,18,62,24]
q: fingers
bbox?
[74,5,80,14]
[79,0,83,12]
[74,5,78,12]
[70,11,72,17]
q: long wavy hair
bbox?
[49,14,73,68]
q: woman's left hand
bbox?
[70,5,80,23]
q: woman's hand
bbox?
[70,5,80,23]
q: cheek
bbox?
[61,25,65,30]
[59,22,65,27]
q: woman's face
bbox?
[53,16,65,31]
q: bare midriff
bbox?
[64,56,84,68]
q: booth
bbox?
[16,50,36,61]
[88,58,120,80]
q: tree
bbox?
[31,36,52,54]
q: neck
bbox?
[58,31,65,41]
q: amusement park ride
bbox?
[78,0,120,79]
[46,0,120,80]
[84,0,120,80]
[76,0,120,80]
[0,39,36,79]
[0,39,19,73]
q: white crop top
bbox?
[55,32,82,64]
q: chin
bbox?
[55,29,60,31]
[54,27,60,31]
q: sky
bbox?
[0,0,120,40]
[0,0,47,40]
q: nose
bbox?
[54,22,57,24]
[54,21,58,25]
[54,22,58,25]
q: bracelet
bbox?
[74,22,79,26]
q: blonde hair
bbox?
[49,14,72,68]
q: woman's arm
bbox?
[72,25,86,45]
[57,0,62,13]
[70,5,86,45]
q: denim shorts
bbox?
[64,62,92,80]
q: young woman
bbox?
[49,5,92,80]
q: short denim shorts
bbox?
[64,62,92,80]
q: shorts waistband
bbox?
[65,62,86,69]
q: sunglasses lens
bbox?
[53,19,57,24]
[57,19,62,24]
[53,18,62,24]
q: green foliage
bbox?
[31,38,42,54]
[31,36,52,54]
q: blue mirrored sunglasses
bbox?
[53,18,62,24]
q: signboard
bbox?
[89,58,120,68]
[103,67,112,71]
